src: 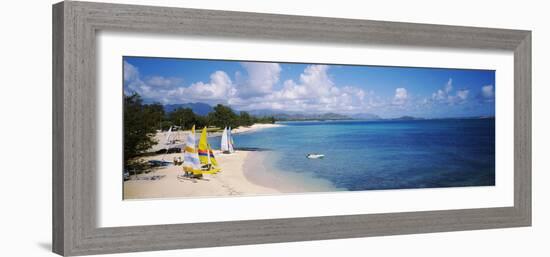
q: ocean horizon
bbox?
[231,118,495,191]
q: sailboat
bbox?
[220,127,236,154]
[149,126,176,166]
[182,125,202,177]
[198,127,221,174]
[221,127,229,153]
[164,126,173,145]
[228,126,235,153]
[307,153,325,159]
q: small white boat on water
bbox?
[307,153,325,159]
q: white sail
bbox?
[227,127,235,153]
[182,126,201,171]
[220,127,229,152]
[164,126,173,145]
[160,126,173,161]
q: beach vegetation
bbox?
[239,111,254,126]
[208,104,240,128]
[124,93,277,169]
[143,102,166,130]
[124,93,163,172]
[169,107,198,129]
[251,115,276,124]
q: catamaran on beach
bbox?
[123,56,496,200]
[123,123,290,199]
[181,125,221,178]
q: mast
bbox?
[228,127,235,153]
[220,127,229,152]
[198,127,211,165]
[207,144,212,165]
[182,125,201,175]
[161,126,173,161]
[198,127,220,173]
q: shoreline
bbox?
[123,149,338,200]
[124,151,281,199]
[149,123,283,152]
[231,123,284,134]
[209,123,284,137]
[242,151,339,194]
[124,122,339,200]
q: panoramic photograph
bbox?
[122,56,496,200]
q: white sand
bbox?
[148,123,284,152]
[122,122,333,200]
[231,123,285,134]
[243,151,339,193]
[123,151,280,199]
[124,149,338,199]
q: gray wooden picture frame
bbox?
[52,1,531,256]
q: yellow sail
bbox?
[208,143,218,166]
[198,127,209,164]
[198,127,221,174]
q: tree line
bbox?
[164,100,275,130]
[124,93,275,171]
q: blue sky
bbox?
[123,56,495,118]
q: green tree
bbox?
[209,104,239,128]
[195,115,208,128]
[169,108,197,129]
[239,111,254,126]
[124,93,161,170]
[250,115,276,124]
[142,102,165,131]
[160,120,174,131]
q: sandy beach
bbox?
[149,123,283,152]
[124,148,338,200]
[124,123,300,200]
[124,150,283,199]
[231,123,285,134]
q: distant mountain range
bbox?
[273,112,350,121]
[163,103,214,116]
[350,113,382,120]
[161,102,492,121]
[247,109,381,121]
[390,115,424,121]
[162,104,381,121]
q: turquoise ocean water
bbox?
[231,119,495,191]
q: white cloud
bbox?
[184,71,235,102]
[124,62,387,114]
[456,89,469,101]
[278,65,334,99]
[236,62,281,98]
[431,78,468,104]
[123,61,236,104]
[444,78,453,93]
[123,61,139,82]
[145,76,183,88]
[229,64,373,113]
[432,89,445,101]
[481,85,494,98]
[299,65,334,96]
[393,87,408,105]
[123,61,151,97]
